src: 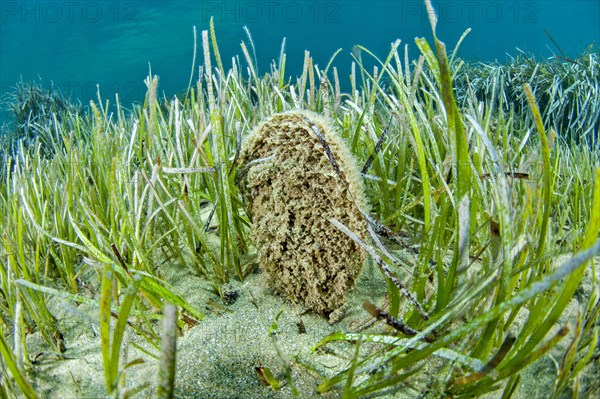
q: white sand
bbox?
[25,253,599,398]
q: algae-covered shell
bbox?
[240,110,368,315]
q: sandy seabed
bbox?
[26,253,599,399]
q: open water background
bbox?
[0,0,598,126]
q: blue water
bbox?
[1,1,599,126]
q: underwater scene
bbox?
[1,0,599,398]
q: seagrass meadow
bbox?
[1,1,599,398]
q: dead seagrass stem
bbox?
[240,110,368,315]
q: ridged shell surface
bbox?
[241,110,368,315]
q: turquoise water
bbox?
[1,1,598,125]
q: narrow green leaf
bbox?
[99,263,114,393]
[110,274,142,388]
[0,330,38,399]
